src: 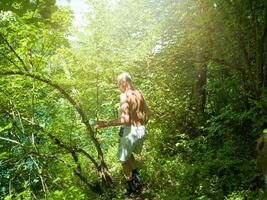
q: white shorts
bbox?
[117,125,145,163]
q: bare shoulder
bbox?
[122,90,145,104]
[133,89,144,100]
[126,89,142,97]
[125,90,140,101]
[120,93,127,102]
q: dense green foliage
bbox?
[1,0,267,199]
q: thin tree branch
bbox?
[0,136,22,145]
[49,134,100,170]
[0,70,113,185]
[28,151,98,192]
[6,110,100,171]
[76,148,100,170]
[0,33,28,71]
[0,51,22,71]
[30,155,48,194]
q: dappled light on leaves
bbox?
[0,0,267,199]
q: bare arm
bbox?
[96,94,130,129]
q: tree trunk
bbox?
[193,53,207,115]
[256,135,267,197]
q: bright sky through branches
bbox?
[56,0,89,27]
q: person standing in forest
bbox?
[96,72,150,196]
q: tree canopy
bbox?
[1,0,267,199]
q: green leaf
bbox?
[0,152,9,159]
[0,123,12,133]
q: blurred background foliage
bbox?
[1,0,267,199]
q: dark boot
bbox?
[132,169,141,189]
[124,179,137,197]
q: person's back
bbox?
[125,89,150,127]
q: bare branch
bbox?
[77,148,100,170]
[7,110,100,171]
[0,51,22,71]
[0,136,22,145]
[0,33,28,71]
[0,70,113,186]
